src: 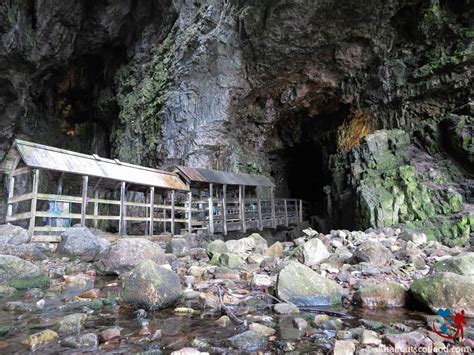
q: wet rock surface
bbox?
[96,238,166,274]
[119,260,182,310]
[0,224,472,353]
[56,227,110,261]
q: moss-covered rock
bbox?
[119,260,182,310]
[410,272,474,317]
[219,253,244,269]
[430,252,474,276]
[350,129,471,247]
[0,255,50,290]
[353,282,407,308]
[276,261,343,307]
[206,240,228,258]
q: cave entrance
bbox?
[268,105,349,231]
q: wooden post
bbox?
[149,187,154,236]
[294,199,299,223]
[222,184,227,236]
[29,169,39,234]
[7,176,14,218]
[257,197,263,231]
[145,190,149,235]
[119,182,126,236]
[187,191,192,233]
[81,176,88,227]
[284,198,289,227]
[239,185,247,233]
[299,199,303,223]
[57,173,64,195]
[270,186,276,228]
[93,189,99,229]
[208,183,214,234]
[170,189,175,236]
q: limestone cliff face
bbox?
[0,0,472,238]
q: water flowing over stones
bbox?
[0,223,473,352]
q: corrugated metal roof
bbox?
[4,139,189,191]
[176,166,275,187]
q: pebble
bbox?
[360,329,382,345]
[249,322,276,336]
[21,330,58,349]
[274,303,299,314]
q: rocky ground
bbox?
[0,223,473,354]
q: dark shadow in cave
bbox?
[269,104,350,231]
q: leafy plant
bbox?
[337,111,374,151]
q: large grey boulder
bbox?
[276,262,343,307]
[0,255,49,289]
[410,272,474,317]
[300,238,331,266]
[0,224,49,261]
[206,240,228,258]
[227,330,267,352]
[353,282,407,308]
[0,224,31,245]
[119,260,182,310]
[430,252,474,276]
[354,241,394,266]
[56,227,110,261]
[96,238,166,275]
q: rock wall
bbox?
[0,0,472,243]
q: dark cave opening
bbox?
[269,104,350,228]
[285,141,328,213]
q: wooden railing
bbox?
[5,167,308,241]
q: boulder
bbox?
[206,240,228,258]
[21,329,58,349]
[218,253,244,269]
[248,322,276,336]
[301,238,331,266]
[430,252,474,276]
[0,224,49,260]
[228,330,267,352]
[353,282,407,308]
[0,243,49,261]
[61,333,98,349]
[168,235,200,257]
[226,237,255,256]
[276,262,343,307]
[399,230,427,245]
[56,227,109,261]
[333,340,356,355]
[119,260,182,310]
[265,241,283,257]
[58,313,87,334]
[247,233,268,253]
[354,241,394,266]
[0,224,31,245]
[383,331,433,350]
[410,272,474,317]
[0,255,49,289]
[96,238,166,274]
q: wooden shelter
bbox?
[0,139,189,241]
[1,140,306,241]
[176,166,304,235]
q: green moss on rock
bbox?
[6,274,50,290]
